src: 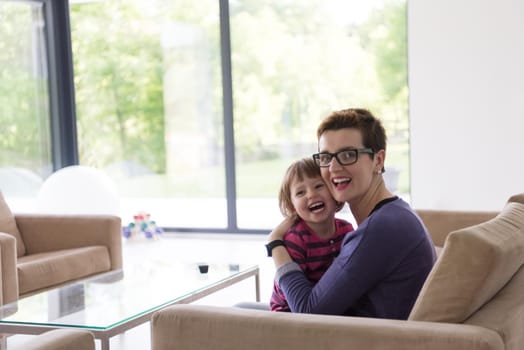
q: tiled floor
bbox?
[6,233,275,350]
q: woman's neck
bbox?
[350,181,393,225]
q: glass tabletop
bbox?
[0,239,257,330]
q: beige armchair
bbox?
[10,329,95,350]
[151,194,524,350]
[0,191,122,305]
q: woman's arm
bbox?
[268,216,296,267]
[270,221,308,312]
[278,211,434,317]
[278,229,366,315]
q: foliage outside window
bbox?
[0,2,51,199]
[0,0,410,228]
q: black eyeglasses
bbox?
[312,148,374,167]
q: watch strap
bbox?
[266,239,285,257]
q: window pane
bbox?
[0,2,51,210]
[70,0,226,228]
[230,0,409,229]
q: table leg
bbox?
[100,336,110,350]
[255,272,261,302]
[0,334,6,350]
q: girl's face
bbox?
[289,175,338,224]
[318,128,383,205]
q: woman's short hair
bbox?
[316,108,387,155]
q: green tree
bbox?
[68,0,409,196]
[71,0,165,173]
[230,0,386,160]
[358,0,408,138]
[0,3,51,174]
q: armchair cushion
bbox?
[12,329,95,350]
[0,191,26,257]
[17,246,111,295]
[409,202,524,323]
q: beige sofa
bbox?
[10,329,95,350]
[151,193,524,350]
[0,192,122,305]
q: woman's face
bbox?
[318,128,382,204]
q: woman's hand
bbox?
[268,215,297,242]
[268,215,299,268]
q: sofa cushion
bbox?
[0,191,26,257]
[409,201,524,323]
[464,265,524,350]
[17,246,111,295]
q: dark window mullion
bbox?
[43,0,78,170]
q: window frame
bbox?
[40,0,79,170]
[37,0,407,234]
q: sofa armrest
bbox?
[14,214,123,270]
[0,233,18,305]
[151,305,504,350]
[416,209,498,247]
[11,329,95,350]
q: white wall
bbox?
[408,0,524,210]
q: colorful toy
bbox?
[122,211,163,240]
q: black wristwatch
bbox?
[266,239,285,257]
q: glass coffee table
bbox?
[0,256,260,350]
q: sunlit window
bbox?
[68,0,408,230]
[0,0,408,232]
[70,0,227,228]
[0,1,51,210]
[231,0,409,228]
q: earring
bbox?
[376,170,381,175]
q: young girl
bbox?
[270,157,354,311]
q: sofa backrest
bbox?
[507,192,524,205]
[461,192,524,350]
[463,264,524,350]
[0,191,26,257]
[416,209,498,247]
[409,195,524,348]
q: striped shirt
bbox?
[270,218,354,311]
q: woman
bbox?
[267,108,436,319]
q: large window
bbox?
[1,0,408,233]
[0,1,51,209]
[70,0,228,228]
[229,0,409,228]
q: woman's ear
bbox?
[375,149,386,173]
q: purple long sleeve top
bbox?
[270,218,353,311]
[275,197,436,319]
